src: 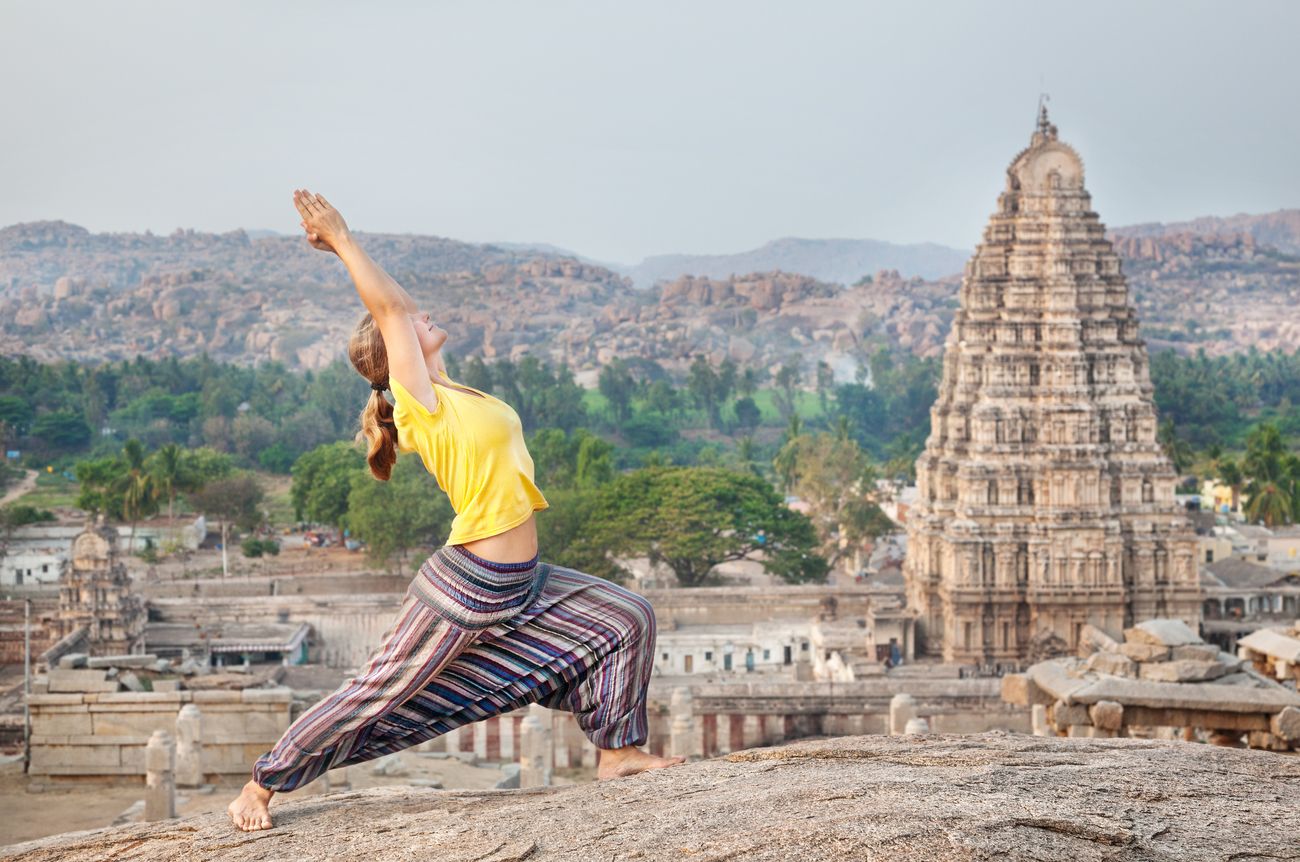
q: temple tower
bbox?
[903,109,1200,664]
[52,519,146,655]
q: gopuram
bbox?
[903,107,1200,664]
[49,519,146,656]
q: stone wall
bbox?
[147,595,402,669]
[27,688,291,782]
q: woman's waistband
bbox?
[407,544,549,630]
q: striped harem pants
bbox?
[251,543,657,792]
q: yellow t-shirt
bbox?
[387,375,549,546]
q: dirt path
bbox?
[0,471,37,508]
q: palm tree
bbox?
[1242,423,1298,527]
[115,439,157,554]
[147,443,185,521]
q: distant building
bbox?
[49,520,145,655]
[904,109,1200,665]
[1200,558,1300,651]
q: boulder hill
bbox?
[4,733,1298,861]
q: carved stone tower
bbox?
[52,519,146,655]
[903,109,1200,664]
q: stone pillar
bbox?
[144,730,176,821]
[1031,704,1049,737]
[903,717,930,735]
[519,704,553,788]
[890,694,918,736]
[742,714,763,749]
[552,712,571,769]
[669,687,696,761]
[473,720,489,760]
[175,704,203,788]
[499,713,515,761]
[444,725,462,756]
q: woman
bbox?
[227,190,683,832]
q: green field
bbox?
[15,471,80,510]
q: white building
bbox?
[1,515,205,587]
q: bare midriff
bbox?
[457,512,540,564]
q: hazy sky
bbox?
[3,1,1297,263]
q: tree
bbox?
[1242,423,1299,527]
[815,360,835,417]
[586,466,827,587]
[32,410,91,450]
[115,439,158,553]
[1216,456,1244,512]
[687,355,735,431]
[74,456,128,518]
[192,473,265,577]
[146,443,185,521]
[774,431,894,572]
[291,441,366,533]
[733,397,761,437]
[598,358,637,426]
[772,358,802,422]
[1158,420,1194,475]
[346,455,454,568]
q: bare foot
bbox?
[227,779,275,832]
[596,745,686,780]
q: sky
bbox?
[2,1,1297,263]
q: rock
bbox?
[57,654,88,669]
[370,754,406,777]
[8,735,1300,861]
[119,671,145,692]
[1085,651,1138,678]
[48,669,118,693]
[1052,701,1090,728]
[1089,700,1124,731]
[1125,620,1201,647]
[1272,706,1300,742]
[1119,642,1171,663]
[903,718,930,734]
[1139,660,1232,683]
[1079,624,1119,654]
[1170,644,1220,662]
[409,778,444,789]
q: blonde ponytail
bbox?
[347,311,398,481]
[357,387,398,481]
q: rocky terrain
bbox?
[1114,208,1300,255]
[1,212,1297,377]
[4,733,1299,860]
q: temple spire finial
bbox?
[1036,93,1051,135]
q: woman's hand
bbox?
[293,188,351,255]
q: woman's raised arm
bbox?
[293,189,438,412]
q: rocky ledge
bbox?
[5,733,1299,861]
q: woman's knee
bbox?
[616,590,657,650]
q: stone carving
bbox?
[903,110,1201,663]
[51,520,145,656]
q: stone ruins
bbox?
[904,108,1200,664]
[1003,618,1300,749]
[47,521,145,657]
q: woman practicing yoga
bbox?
[227,190,683,832]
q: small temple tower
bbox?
[51,518,146,655]
[902,107,1200,664]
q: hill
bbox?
[1113,208,1300,255]
[620,236,970,287]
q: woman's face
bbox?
[411,310,448,358]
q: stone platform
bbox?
[4,733,1299,860]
